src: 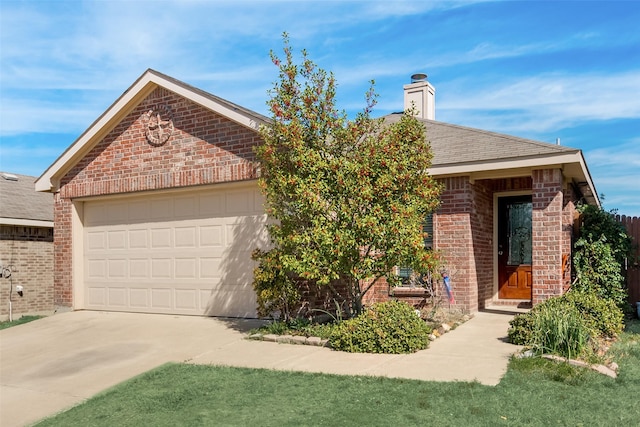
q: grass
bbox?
[36,320,640,427]
[0,315,43,330]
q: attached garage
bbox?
[79,183,267,317]
[36,69,269,318]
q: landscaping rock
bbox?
[428,334,437,341]
[541,354,617,378]
[305,336,324,346]
[441,323,452,333]
[290,336,307,345]
[247,333,263,341]
[262,334,279,342]
[276,334,295,344]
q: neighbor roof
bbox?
[0,172,53,227]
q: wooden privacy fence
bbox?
[616,215,640,305]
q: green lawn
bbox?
[36,320,640,427]
[0,315,43,330]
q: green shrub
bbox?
[508,290,624,358]
[530,302,590,359]
[573,237,628,312]
[252,249,301,321]
[329,300,431,354]
[563,291,623,337]
[509,290,624,347]
[507,311,536,345]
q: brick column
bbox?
[53,192,74,309]
[532,169,563,304]
[435,177,477,312]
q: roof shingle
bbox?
[0,172,54,223]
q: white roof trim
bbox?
[0,218,54,228]
[35,69,265,193]
[428,152,581,176]
[429,150,600,207]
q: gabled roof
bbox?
[34,69,598,206]
[1,172,53,227]
[35,69,269,193]
[383,113,599,206]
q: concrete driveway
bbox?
[1,309,520,427]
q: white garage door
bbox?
[82,183,268,317]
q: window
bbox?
[397,214,434,287]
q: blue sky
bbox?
[1,0,639,216]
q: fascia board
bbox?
[427,152,582,176]
[0,218,54,228]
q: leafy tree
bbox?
[255,35,441,315]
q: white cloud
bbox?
[437,71,640,133]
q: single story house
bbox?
[35,69,598,317]
[1,172,55,320]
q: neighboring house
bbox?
[1,172,55,320]
[35,69,598,317]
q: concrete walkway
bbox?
[1,310,521,427]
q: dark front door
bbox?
[498,196,533,299]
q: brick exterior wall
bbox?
[471,179,494,309]
[434,176,477,311]
[276,170,570,315]
[562,181,579,292]
[532,168,564,304]
[54,87,263,309]
[0,226,54,319]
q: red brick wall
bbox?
[54,87,263,309]
[471,179,494,309]
[562,182,578,291]
[53,192,73,308]
[60,87,261,199]
[434,176,477,311]
[532,168,564,304]
[0,226,54,319]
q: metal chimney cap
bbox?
[411,73,428,83]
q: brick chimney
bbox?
[403,73,435,120]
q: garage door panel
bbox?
[151,259,172,278]
[83,184,266,317]
[175,226,197,247]
[174,195,197,218]
[129,229,148,249]
[175,258,197,278]
[87,231,106,250]
[150,228,172,248]
[108,288,127,307]
[175,289,198,310]
[200,225,223,247]
[151,289,172,309]
[87,259,106,278]
[129,288,149,308]
[199,193,224,216]
[129,200,150,221]
[87,287,106,306]
[129,259,149,278]
[150,199,172,220]
[203,283,257,317]
[108,259,127,278]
